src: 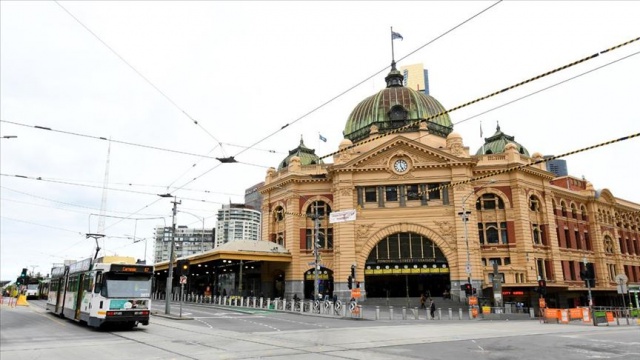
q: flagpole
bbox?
[390,26,395,62]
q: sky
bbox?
[1,1,639,281]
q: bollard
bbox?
[438,308,442,320]
[529,308,535,319]
[414,307,419,320]
[469,307,473,320]
[375,306,380,320]
[282,299,287,311]
[260,297,264,308]
[448,308,453,320]
[267,299,271,309]
[389,306,394,320]
[358,305,363,319]
[459,308,463,320]
[402,306,407,320]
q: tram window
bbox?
[94,272,103,294]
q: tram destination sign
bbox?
[111,264,153,273]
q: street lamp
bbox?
[178,210,207,253]
[458,179,495,296]
[158,193,181,315]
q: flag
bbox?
[319,134,327,142]
[392,31,403,41]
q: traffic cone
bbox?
[16,294,30,306]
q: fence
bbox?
[541,306,640,326]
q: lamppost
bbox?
[457,180,495,296]
[178,210,207,253]
[158,193,181,315]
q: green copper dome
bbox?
[343,62,453,143]
[476,123,530,156]
[278,136,323,170]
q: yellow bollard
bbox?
[16,294,30,306]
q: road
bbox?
[1,300,638,359]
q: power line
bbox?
[317,36,640,161]
[229,1,505,161]
[0,174,227,205]
[164,2,504,194]
[53,1,226,151]
[0,119,220,159]
[1,216,83,235]
[453,50,640,126]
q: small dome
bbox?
[278,136,323,170]
[476,123,530,156]
[343,62,453,143]
[447,132,462,140]
[339,138,353,148]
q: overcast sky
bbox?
[1,1,639,281]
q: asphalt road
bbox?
[2,300,639,360]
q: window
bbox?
[364,187,377,203]
[476,193,505,210]
[385,186,399,202]
[274,206,285,221]
[427,183,441,200]
[571,204,578,219]
[306,200,331,217]
[530,195,540,211]
[504,257,511,265]
[575,230,581,250]
[561,201,568,217]
[532,224,541,244]
[406,184,421,201]
[479,222,508,244]
[489,258,502,265]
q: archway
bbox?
[303,267,334,300]
[364,232,450,298]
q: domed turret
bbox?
[343,62,453,143]
[476,123,530,156]
[278,136,323,170]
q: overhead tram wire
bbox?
[452,49,640,127]
[0,120,219,160]
[229,1,504,161]
[316,36,640,162]
[160,1,504,193]
[54,1,227,154]
[0,174,225,205]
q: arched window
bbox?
[529,195,541,212]
[305,200,333,250]
[561,201,568,217]
[476,193,505,210]
[274,206,285,222]
[580,205,588,221]
[603,235,614,254]
[571,203,578,219]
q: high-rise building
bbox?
[399,63,429,95]
[544,156,568,177]
[153,225,214,263]
[215,204,261,248]
[244,182,264,211]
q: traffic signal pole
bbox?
[164,195,180,315]
[313,215,320,300]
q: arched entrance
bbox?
[303,267,333,300]
[364,232,450,298]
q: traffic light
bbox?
[16,277,23,286]
[463,283,472,295]
[350,264,356,280]
[347,275,353,289]
[537,279,547,295]
[581,263,596,287]
[176,260,190,276]
[17,268,28,286]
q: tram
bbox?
[46,256,153,328]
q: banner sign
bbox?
[329,209,357,223]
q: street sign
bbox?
[179,275,187,284]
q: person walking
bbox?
[420,293,427,309]
[429,299,436,320]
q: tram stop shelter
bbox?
[153,240,292,299]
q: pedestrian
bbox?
[222,288,227,297]
[429,299,436,319]
[420,293,427,309]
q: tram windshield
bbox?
[102,273,152,298]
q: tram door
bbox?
[74,273,85,320]
[55,275,67,314]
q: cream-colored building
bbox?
[258,62,640,308]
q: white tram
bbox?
[46,256,153,328]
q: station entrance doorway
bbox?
[364,232,450,298]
